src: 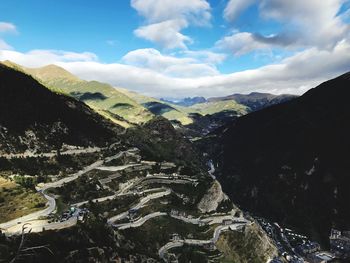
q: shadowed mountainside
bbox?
[215,72,350,245]
[0,63,122,154]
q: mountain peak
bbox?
[25,64,80,82]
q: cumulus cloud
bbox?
[0,49,97,68]
[122,48,219,77]
[131,0,211,49]
[180,50,227,64]
[1,41,350,98]
[134,19,192,49]
[0,39,12,50]
[131,0,211,25]
[224,0,256,22]
[260,0,349,49]
[0,22,17,50]
[220,0,350,55]
[0,22,17,33]
[216,32,270,55]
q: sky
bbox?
[0,0,350,98]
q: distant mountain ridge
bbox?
[2,61,298,134]
[208,92,298,112]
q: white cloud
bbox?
[2,41,350,98]
[0,39,12,50]
[0,22,17,33]
[216,32,271,55]
[134,19,192,49]
[220,0,350,55]
[0,49,97,68]
[259,0,349,49]
[122,48,219,78]
[131,0,211,25]
[0,22,17,50]
[224,0,256,22]
[180,50,227,64]
[131,0,211,49]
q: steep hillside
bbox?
[117,88,248,127]
[116,88,195,125]
[209,92,297,112]
[215,72,350,245]
[189,100,247,116]
[0,63,121,154]
[3,61,153,126]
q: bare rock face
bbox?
[198,180,228,213]
[216,222,279,263]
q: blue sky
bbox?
[1,0,350,98]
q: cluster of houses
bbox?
[330,229,350,259]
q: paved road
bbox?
[96,164,138,172]
[115,212,167,230]
[4,209,81,235]
[158,222,247,260]
[37,159,105,191]
[159,241,184,259]
[0,192,56,230]
[73,187,166,207]
[2,147,103,159]
[170,212,248,226]
[72,193,119,207]
[0,151,131,233]
[107,188,171,224]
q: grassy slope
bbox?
[3,61,248,126]
[117,88,248,125]
[189,100,248,116]
[0,176,47,223]
[3,61,153,127]
[116,88,194,125]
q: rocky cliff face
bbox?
[198,180,228,213]
[216,222,279,262]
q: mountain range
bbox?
[0,62,278,262]
[2,60,296,130]
[1,58,350,261]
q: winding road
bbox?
[0,150,137,234]
[158,221,248,260]
[108,188,172,224]
[115,212,167,230]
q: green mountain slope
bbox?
[189,100,247,116]
[117,88,248,125]
[2,61,247,127]
[116,88,194,125]
[3,61,153,127]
